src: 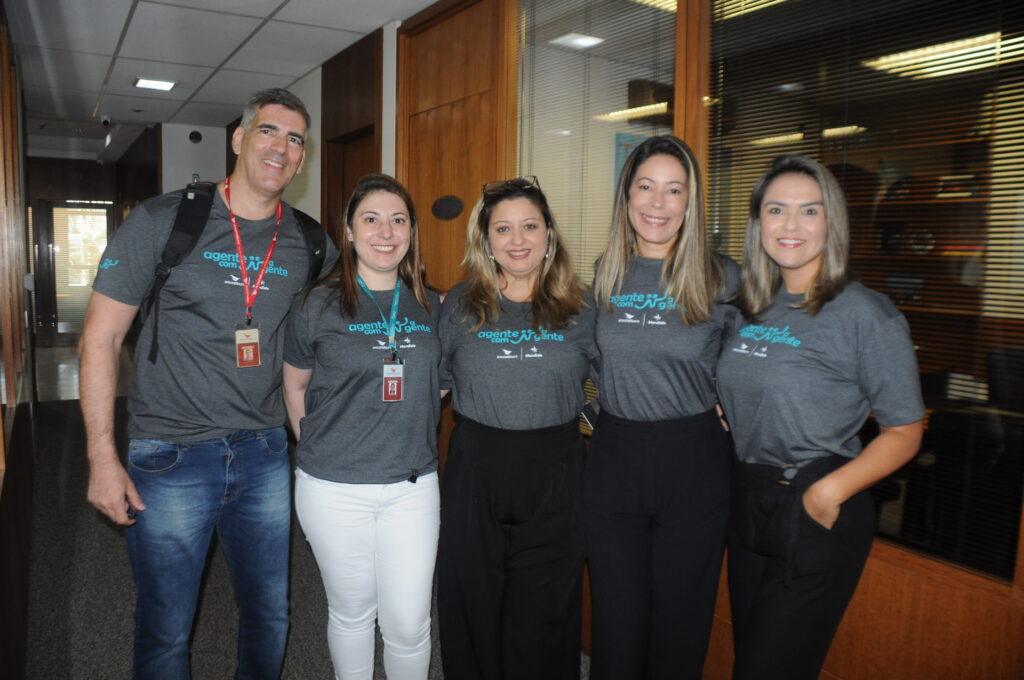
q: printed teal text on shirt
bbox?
[348,318,432,334]
[738,324,801,346]
[477,328,566,344]
[98,258,119,269]
[203,251,289,277]
[610,292,678,311]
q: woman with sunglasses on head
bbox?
[437,176,597,680]
[585,135,739,680]
[717,155,923,680]
[282,174,441,680]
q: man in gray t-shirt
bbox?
[79,88,335,678]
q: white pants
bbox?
[295,468,440,680]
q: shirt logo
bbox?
[98,258,119,270]
[203,250,290,277]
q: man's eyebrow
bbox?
[256,122,305,142]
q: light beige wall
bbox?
[282,67,322,221]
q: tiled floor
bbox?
[35,346,133,402]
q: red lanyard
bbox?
[224,177,281,325]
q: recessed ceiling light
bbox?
[594,102,669,122]
[134,77,176,91]
[749,132,804,146]
[862,32,1024,79]
[548,33,605,49]
[822,125,867,138]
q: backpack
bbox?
[142,181,327,363]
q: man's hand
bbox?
[87,452,146,526]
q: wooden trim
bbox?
[399,0,481,37]
[674,0,711,170]
[871,539,1014,603]
[495,0,518,178]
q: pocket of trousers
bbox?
[127,439,183,474]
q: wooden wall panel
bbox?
[321,30,382,241]
[115,126,160,224]
[27,158,117,204]
[407,93,495,290]
[403,0,494,117]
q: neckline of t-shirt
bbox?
[211,191,284,225]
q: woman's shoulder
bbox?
[827,281,904,325]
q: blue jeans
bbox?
[125,427,291,680]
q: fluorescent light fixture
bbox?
[822,125,867,138]
[594,102,669,122]
[548,33,604,49]
[134,77,176,91]
[630,0,677,11]
[862,32,1024,79]
[715,0,788,20]
[749,132,804,146]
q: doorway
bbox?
[30,200,113,347]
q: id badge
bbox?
[235,325,261,368]
[382,359,404,402]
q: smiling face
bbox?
[230,104,307,201]
[346,190,412,288]
[627,153,689,259]
[488,196,549,287]
[759,172,827,294]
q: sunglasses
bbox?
[482,175,540,194]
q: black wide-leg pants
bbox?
[438,415,585,680]
[582,409,732,680]
[728,455,875,680]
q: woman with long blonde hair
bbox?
[585,135,738,680]
[437,177,596,680]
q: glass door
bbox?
[32,200,113,347]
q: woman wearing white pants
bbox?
[283,174,441,679]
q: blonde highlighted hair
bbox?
[738,154,850,320]
[594,135,722,325]
[459,178,585,332]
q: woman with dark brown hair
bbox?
[283,174,441,680]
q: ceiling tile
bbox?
[274,0,436,34]
[223,21,360,77]
[96,93,188,125]
[147,0,282,17]
[192,69,296,107]
[22,87,100,120]
[105,58,214,100]
[170,101,248,127]
[120,2,263,67]
[15,46,111,92]
[4,0,130,54]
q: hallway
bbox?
[24,350,441,678]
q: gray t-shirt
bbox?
[595,255,740,420]
[439,282,598,430]
[716,282,925,467]
[284,283,441,484]
[93,190,338,441]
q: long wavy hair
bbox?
[460,178,585,331]
[738,154,850,320]
[305,174,430,318]
[593,135,722,325]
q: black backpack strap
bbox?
[146,182,216,363]
[292,207,327,282]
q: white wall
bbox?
[281,67,322,221]
[160,123,227,192]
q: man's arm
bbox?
[79,291,144,525]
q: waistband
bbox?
[734,454,849,491]
[454,413,581,442]
[596,407,721,436]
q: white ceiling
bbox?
[4,0,435,161]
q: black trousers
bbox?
[582,409,732,680]
[438,415,585,680]
[728,455,875,680]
